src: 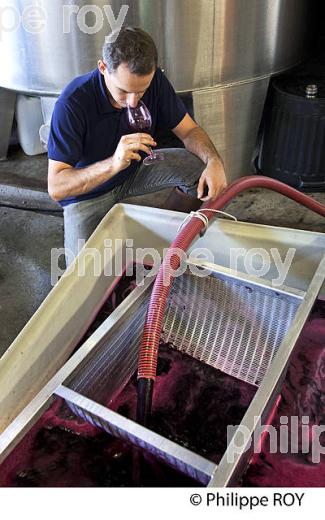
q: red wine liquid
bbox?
[128,120,151,132]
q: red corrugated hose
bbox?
[136,175,325,426]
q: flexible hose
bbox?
[136,175,325,425]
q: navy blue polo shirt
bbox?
[48,67,187,206]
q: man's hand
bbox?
[112,133,156,173]
[197,157,227,201]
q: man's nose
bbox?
[127,94,139,108]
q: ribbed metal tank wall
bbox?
[0,0,309,179]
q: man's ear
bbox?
[98,59,106,75]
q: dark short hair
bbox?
[103,26,158,75]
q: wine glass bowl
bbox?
[126,100,164,165]
[127,102,151,131]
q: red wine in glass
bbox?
[126,100,164,165]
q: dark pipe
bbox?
[136,378,154,426]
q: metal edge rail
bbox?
[55,385,216,485]
[185,258,306,301]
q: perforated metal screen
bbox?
[162,272,300,386]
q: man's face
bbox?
[98,61,155,109]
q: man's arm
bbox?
[172,113,227,201]
[48,156,116,201]
[48,133,156,201]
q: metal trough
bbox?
[0,203,324,486]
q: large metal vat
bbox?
[0,0,309,178]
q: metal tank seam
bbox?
[175,61,306,95]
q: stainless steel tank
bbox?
[0,0,309,178]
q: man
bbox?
[48,27,227,261]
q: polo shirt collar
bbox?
[94,68,122,114]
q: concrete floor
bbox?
[0,207,63,356]
[0,145,324,356]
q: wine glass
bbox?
[126,100,164,165]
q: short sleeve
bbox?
[156,72,187,130]
[47,100,85,166]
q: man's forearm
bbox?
[49,157,116,201]
[179,124,227,200]
[49,132,156,201]
[182,126,223,165]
